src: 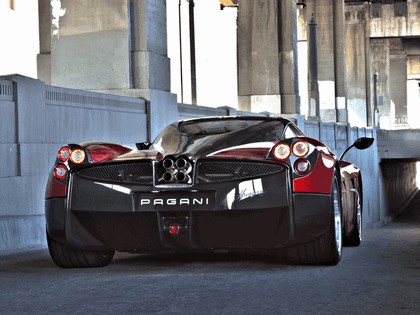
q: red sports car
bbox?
[45,116,374,267]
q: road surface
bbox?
[1,192,420,314]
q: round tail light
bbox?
[70,149,86,164]
[53,164,68,180]
[273,143,291,160]
[57,146,71,162]
[292,141,309,157]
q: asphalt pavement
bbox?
[1,192,420,315]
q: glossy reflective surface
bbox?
[333,178,343,257]
[153,117,303,157]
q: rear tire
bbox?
[287,173,343,265]
[47,232,114,268]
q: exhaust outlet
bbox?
[162,172,174,183]
[175,171,191,183]
[175,158,192,173]
[163,158,175,170]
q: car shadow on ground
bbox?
[0,247,303,275]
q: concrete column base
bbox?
[321,109,337,122]
[337,108,348,123]
[0,215,46,251]
[37,53,51,85]
[238,95,282,115]
[281,94,300,115]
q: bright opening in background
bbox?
[166,0,238,108]
[0,0,39,78]
[417,162,420,188]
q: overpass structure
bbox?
[0,0,419,251]
[35,0,420,129]
[377,129,420,160]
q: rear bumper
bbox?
[46,192,331,252]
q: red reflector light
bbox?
[57,146,71,162]
[86,144,131,163]
[169,225,180,235]
[294,159,311,175]
[53,164,68,180]
[57,144,130,165]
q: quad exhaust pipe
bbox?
[161,156,193,184]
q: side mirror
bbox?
[339,137,374,161]
[353,137,375,150]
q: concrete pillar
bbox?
[332,0,347,123]
[237,0,299,114]
[305,0,349,123]
[314,0,336,122]
[307,17,319,119]
[130,0,171,93]
[371,39,391,129]
[237,0,280,113]
[37,0,52,85]
[345,3,369,127]
[364,5,373,128]
[278,0,300,115]
[389,39,408,127]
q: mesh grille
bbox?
[77,162,153,184]
[197,160,283,183]
[162,216,189,229]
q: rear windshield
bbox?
[179,118,278,136]
[179,118,293,137]
[152,117,303,155]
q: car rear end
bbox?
[53,155,293,252]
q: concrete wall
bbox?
[377,129,420,160]
[0,76,46,251]
[0,75,417,251]
[0,75,147,251]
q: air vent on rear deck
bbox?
[77,162,153,184]
[196,160,283,183]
